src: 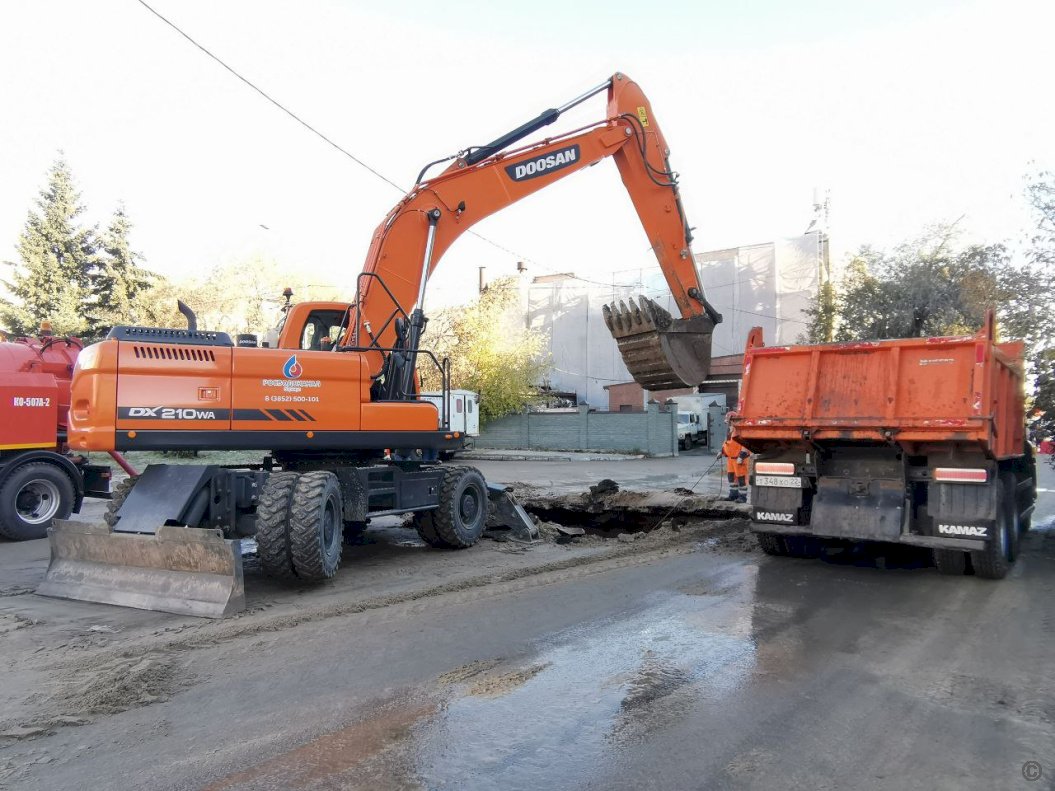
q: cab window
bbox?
[299,310,346,351]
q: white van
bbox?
[419,390,480,439]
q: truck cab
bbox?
[676,412,699,450]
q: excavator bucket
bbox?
[602,296,716,391]
[486,483,539,541]
[37,520,245,619]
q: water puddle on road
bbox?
[207,565,761,790]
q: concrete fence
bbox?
[476,402,680,457]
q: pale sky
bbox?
[1,0,1051,309]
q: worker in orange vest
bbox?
[719,435,750,503]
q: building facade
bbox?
[527,232,828,407]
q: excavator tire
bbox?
[412,511,453,549]
[103,476,137,528]
[255,472,300,579]
[289,471,344,581]
[431,466,488,549]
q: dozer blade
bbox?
[602,296,715,391]
[37,520,245,619]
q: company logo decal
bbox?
[505,145,580,182]
[120,407,226,421]
[756,511,795,523]
[283,355,303,379]
[937,524,989,537]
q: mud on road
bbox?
[0,482,751,756]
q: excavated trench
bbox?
[523,504,682,535]
[511,479,748,539]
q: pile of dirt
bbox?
[0,613,37,634]
[50,652,191,717]
[468,662,550,698]
[697,520,761,554]
[588,479,620,498]
[436,659,503,685]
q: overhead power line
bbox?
[134,0,569,274]
[134,0,815,327]
[134,0,405,193]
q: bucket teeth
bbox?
[602,294,715,391]
[604,296,673,339]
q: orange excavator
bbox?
[38,72,719,617]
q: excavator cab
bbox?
[273,301,351,351]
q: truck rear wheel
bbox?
[289,471,344,581]
[972,486,1012,580]
[431,466,488,549]
[932,549,967,576]
[756,532,788,556]
[0,462,76,541]
[783,535,818,558]
[255,472,300,579]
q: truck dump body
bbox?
[731,313,1035,580]
[734,317,1025,459]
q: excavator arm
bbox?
[349,72,721,391]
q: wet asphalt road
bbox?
[11,462,1055,791]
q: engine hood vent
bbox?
[132,345,217,362]
[108,326,233,347]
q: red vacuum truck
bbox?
[730,311,1036,579]
[0,326,133,540]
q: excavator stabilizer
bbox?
[603,296,716,391]
[37,520,245,619]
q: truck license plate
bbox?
[755,475,801,489]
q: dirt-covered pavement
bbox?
[1,454,1053,790]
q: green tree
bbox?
[177,257,340,337]
[1022,170,1055,439]
[801,279,837,343]
[88,205,155,336]
[803,217,1055,444]
[1026,169,1055,268]
[1,158,99,336]
[818,227,1008,342]
[421,277,550,424]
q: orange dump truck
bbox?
[730,312,1036,579]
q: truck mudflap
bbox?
[810,477,905,541]
[37,520,244,618]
